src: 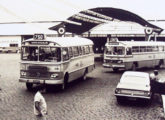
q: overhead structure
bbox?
[50,7,163,35]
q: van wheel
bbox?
[132,63,137,71]
[26,83,33,91]
[62,74,68,90]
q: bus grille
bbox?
[27,66,50,79]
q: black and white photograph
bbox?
[0,0,165,120]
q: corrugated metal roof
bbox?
[84,21,146,35]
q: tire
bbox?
[156,60,163,69]
[132,63,137,71]
[62,74,68,90]
[116,96,124,104]
[113,68,119,72]
[82,70,87,80]
[26,83,33,91]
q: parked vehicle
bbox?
[19,34,95,90]
[115,71,152,103]
[103,37,165,71]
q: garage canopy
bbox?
[50,7,163,35]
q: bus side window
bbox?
[82,46,85,55]
[140,46,146,52]
[73,47,79,57]
[159,46,164,52]
[62,47,69,61]
[89,45,94,53]
[79,46,82,55]
[146,46,152,52]
[85,46,90,54]
[126,47,132,55]
[68,47,73,58]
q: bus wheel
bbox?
[26,83,33,91]
[113,68,118,72]
[82,70,88,80]
[62,74,68,90]
[132,63,137,71]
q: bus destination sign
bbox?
[33,34,45,40]
[29,41,49,45]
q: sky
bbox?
[0,0,164,23]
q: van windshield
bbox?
[104,46,125,55]
[22,46,61,62]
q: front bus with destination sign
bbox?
[33,34,45,40]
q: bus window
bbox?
[159,46,164,52]
[152,46,159,52]
[73,47,79,57]
[126,47,132,55]
[81,46,85,55]
[146,46,152,52]
[140,46,146,52]
[84,46,90,54]
[105,46,125,55]
[39,47,61,62]
[62,47,69,61]
[89,45,94,53]
[68,47,73,58]
[132,46,140,53]
[79,46,82,55]
[22,46,38,61]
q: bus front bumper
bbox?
[103,63,125,68]
[19,78,63,85]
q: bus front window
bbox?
[105,46,125,55]
[22,46,39,61]
[39,47,61,62]
[22,46,61,62]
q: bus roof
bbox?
[24,36,93,47]
[105,41,165,47]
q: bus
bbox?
[103,37,165,71]
[19,34,95,90]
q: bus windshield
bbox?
[105,46,125,55]
[22,46,61,62]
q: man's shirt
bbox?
[34,91,47,116]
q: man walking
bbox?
[34,91,48,120]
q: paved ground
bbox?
[0,54,164,120]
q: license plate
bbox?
[128,97,137,101]
[33,80,40,84]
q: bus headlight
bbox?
[20,64,29,70]
[50,73,59,78]
[20,71,27,76]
